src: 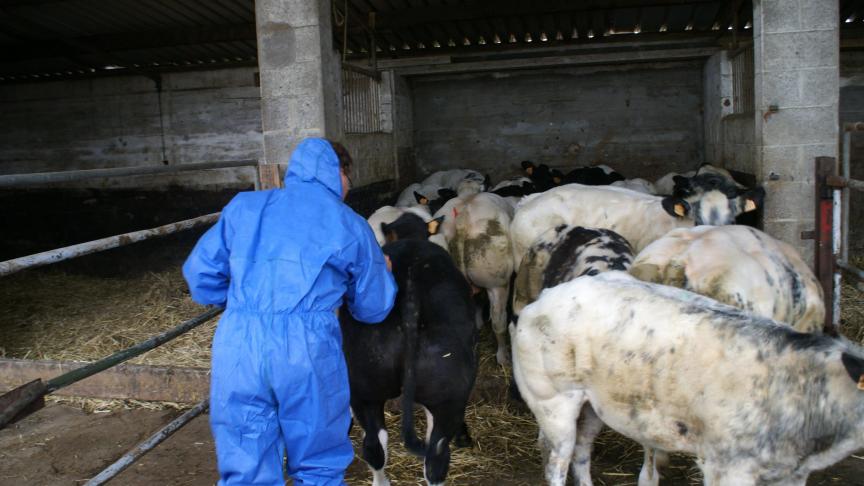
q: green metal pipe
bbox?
[45,307,222,392]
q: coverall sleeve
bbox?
[183,209,233,307]
[344,223,398,323]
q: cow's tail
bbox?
[401,264,426,456]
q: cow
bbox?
[630,225,825,334]
[654,164,743,196]
[521,161,560,192]
[561,164,625,186]
[512,271,864,486]
[509,179,765,268]
[443,192,515,365]
[367,205,433,246]
[610,178,657,195]
[341,213,478,486]
[512,225,634,319]
[395,169,485,208]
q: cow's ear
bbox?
[841,352,864,390]
[661,197,691,218]
[414,191,429,205]
[740,186,766,213]
[427,216,445,236]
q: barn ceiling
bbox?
[0,0,863,84]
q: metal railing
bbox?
[0,213,220,277]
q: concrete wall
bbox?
[0,67,262,189]
[411,60,705,181]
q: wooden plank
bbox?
[0,359,209,403]
[258,164,282,190]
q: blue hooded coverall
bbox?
[183,138,398,485]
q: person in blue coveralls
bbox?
[182,138,398,485]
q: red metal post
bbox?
[814,157,836,335]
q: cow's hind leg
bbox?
[571,403,603,486]
[638,447,661,486]
[353,400,391,486]
[422,401,468,486]
[534,392,585,486]
[488,285,510,365]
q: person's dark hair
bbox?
[328,140,353,173]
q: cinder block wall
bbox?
[0,67,262,189]
[410,60,706,182]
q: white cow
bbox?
[510,176,764,268]
[630,225,824,333]
[513,271,864,486]
[610,178,657,195]
[367,205,432,246]
[440,192,515,365]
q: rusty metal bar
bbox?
[0,213,219,277]
[0,159,258,188]
[0,358,209,403]
[84,400,209,486]
[0,308,221,430]
[814,157,837,335]
[0,379,47,428]
[843,122,864,132]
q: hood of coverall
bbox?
[284,138,343,198]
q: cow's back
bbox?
[513,272,860,467]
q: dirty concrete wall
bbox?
[411,60,705,182]
[721,114,756,175]
[841,51,864,256]
[0,67,262,189]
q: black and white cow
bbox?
[513,271,864,486]
[511,225,634,319]
[510,179,765,267]
[341,213,477,486]
[561,165,625,186]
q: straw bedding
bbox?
[1,255,864,485]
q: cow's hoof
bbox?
[496,349,510,366]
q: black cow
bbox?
[561,165,625,185]
[340,213,477,486]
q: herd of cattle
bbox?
[338,162,864,486]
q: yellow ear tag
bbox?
[419,197,429,205]
[553,177,561,184]
[744,199,757,212]
[674,204,687,217]
[427,219,440,235]
[525,167,534,176]
[858,375,864,391]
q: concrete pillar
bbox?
[703,51,733,165]
[753,0,839,265]
[255,0,342,187]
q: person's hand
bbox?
[384,255,392,272]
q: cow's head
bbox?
[381,213,445,242]
[661,173,765,225]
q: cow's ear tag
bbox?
[553,177,561,184]
[525,166,534,176]
[858,375,864,391]
[674,203,687,217]
[420,197,429,205]
[427,219,440,235]
[744,198,757,212]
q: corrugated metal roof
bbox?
[0,0,862,84]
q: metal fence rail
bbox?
[0,159,258,188]
[84,400,209,486]
[0,307,222,429]
[840,124,864,285]
[0,212,220,277]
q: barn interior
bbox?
[2,1,864,484]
